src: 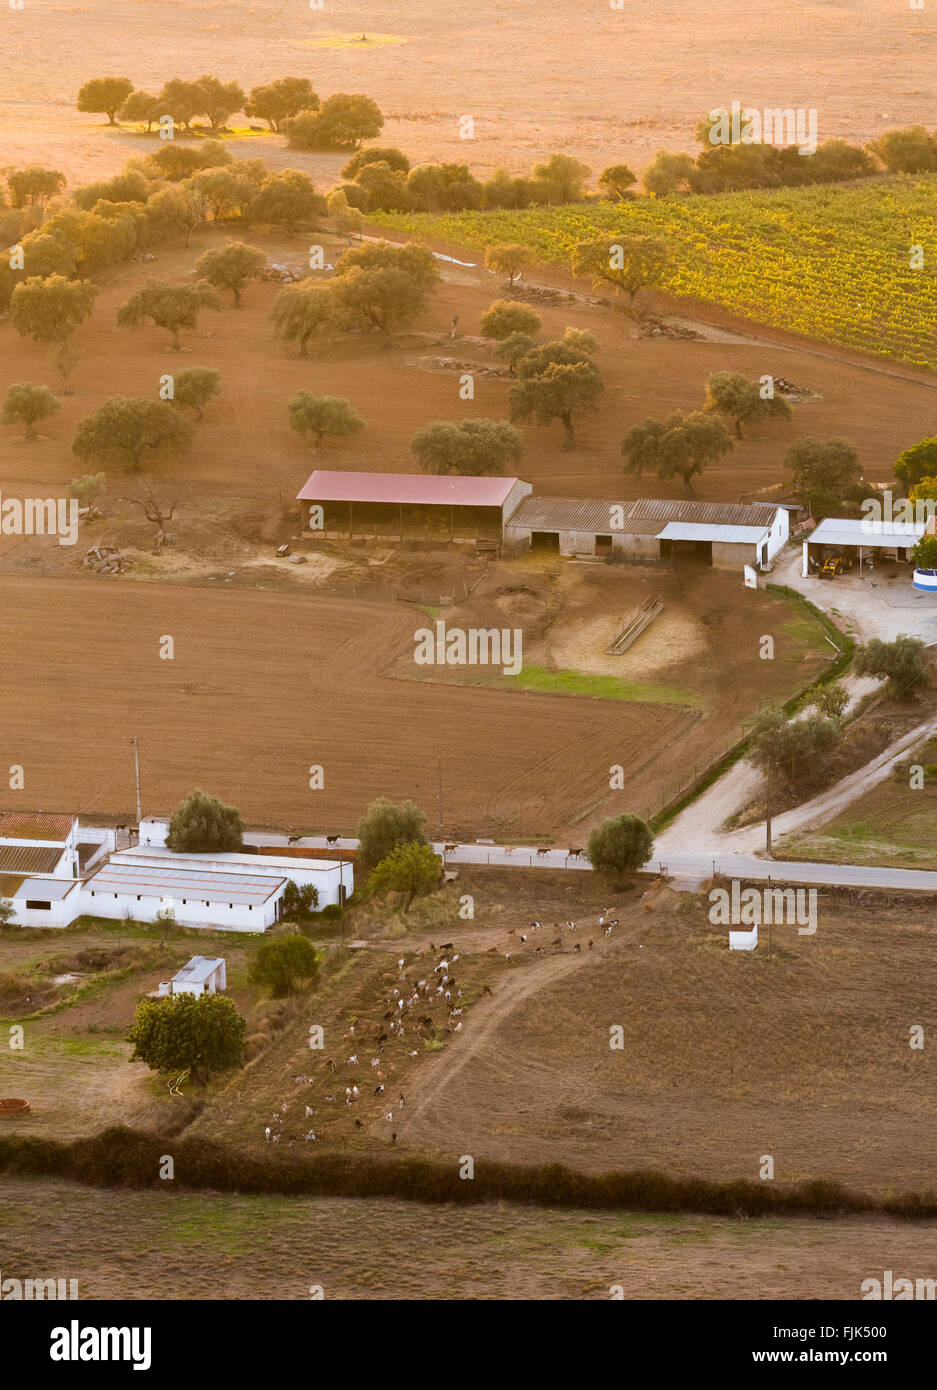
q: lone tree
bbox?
[123,478,180,552]
[342,147,410,179]
[271,281,340,355]
[192,74,245,130]
[146,187,210,249]
[855,635,930,701]
[128,992,245,1088]
[356,795,428,873]
[496,331,538,376]
[76,76,134,124]
[116,279,220,349]
[66,472,106,515]
[0,897,15,928]
[332,239,440,337]
[509,340,604,449]
[411,418,522,476]
[483,244,533,286]
[622,410,733,492]
[73,397,194,472]
[288,392,364,450]
[250,170,325,233]
[704,371,792,439]
[281,879,319,928]
[7,166,66,207]
[248,935,320,997]
[572,235,670,319]
[167,788,244,853]
[171,366,221,420]
[894,436,937,493]
[368,842,440,914]
[246,77,319,132]
[532,153,591,201]
[335,265,432,337]
[287,93,384,150]
[480,299,541,341]
[598,163,637,200]
[808,682,849,719]
[911,534,937,569]
[784,437,862,502]
[119,89,160,132]
[193,242,266,307]
[1,383,60,441]
[10,274,98,347]
[747,707,843,794]
[586,814,654,885]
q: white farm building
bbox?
[0,813,352,933]
[158,956,227,997]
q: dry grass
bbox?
[1,1177,934,1300]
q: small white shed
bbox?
[159,956,227,997]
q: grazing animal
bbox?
[374,1084,384,1096]
[391,1132,397,1145]
[568,847,583,859]
[371,1057,381,1069]
[305,1106,314,1118]
[482,985,493,997]
[265,1127,271,1141]
[536,848,550,857]
[355,1119,363,1130]
[444,843,458,854]
[326,835,340,846]
[574,943,581,954]
[552,937,562,948]
[287,834,301,846]
[588,940,594,950]
[440,942,453,953]
[347,1054,358,1065]
[384,1112,393,1123]
[529,920,542,928]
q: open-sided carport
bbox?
[802,517,925,578]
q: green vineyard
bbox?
[372,177,937,371]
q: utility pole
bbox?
[765,758,773,857]
[129,737,142,826]
[437,752,444,842]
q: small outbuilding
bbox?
[158,956,226,997]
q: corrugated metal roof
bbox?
[111,848,345,876]
[0,812,75,843]
[8,876,78,902]
[505,495,780,536]
[504,496,624,533]
[625,499,775,526]
[809,518,926,546]
[173,955,224,983]
[85,862,286,907]
[0,845,65,875]
[656,522,769,543]
[0,874,26,898]
[297,470,525,508]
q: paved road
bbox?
[649,852,937,894]
[245,832,937,893]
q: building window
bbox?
[25,900,51,911]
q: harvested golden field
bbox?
[1,0,933,184]
[2,1178,934,1301]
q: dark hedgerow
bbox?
[0,1127,932,1220]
